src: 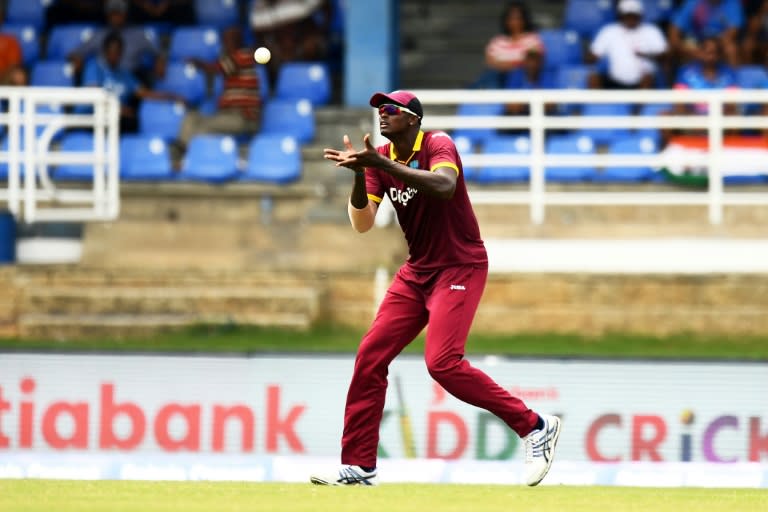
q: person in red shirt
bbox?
[310,90,562,487]
[178,26,261,148]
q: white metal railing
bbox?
[0,86,120,223]
[371,89,768,225]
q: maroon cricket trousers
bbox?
[341,262,539,467]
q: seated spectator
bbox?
[0,29,22,85]
[472,1,543,89]
[587,0,668,89]
[742,0,768,65]
[667,0,744,67]
[177,26,262,148]
[503,48,557,117]
[82,31,184,133]
[661,37,738,142]
[128,0,196,27]
[250,0,331,86]
[68,0,160,86]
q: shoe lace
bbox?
[338,466,373,484]
[525,429,546,463]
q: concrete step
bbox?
[21,286,321,317]
[18,311,313,340]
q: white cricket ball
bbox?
[254,47,271,64]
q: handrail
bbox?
[0,86,120,223]
[371,89,768,225]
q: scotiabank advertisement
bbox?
[0,353,766,486]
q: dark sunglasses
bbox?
[378,103,419,117]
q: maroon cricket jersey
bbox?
[364,130,487,270]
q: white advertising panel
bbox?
[0,353,766,486]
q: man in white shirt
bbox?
[588,0,669,88]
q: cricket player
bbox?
[310,90,561,486]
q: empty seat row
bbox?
[0,132,301,185]
[456,132,768,185]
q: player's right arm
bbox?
[347,174,378,233]
[325,135,378,232]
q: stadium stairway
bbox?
[398,0,563,89]
[8,268,325,339]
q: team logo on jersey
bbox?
[409,160,419,169]
[390,186,418,206]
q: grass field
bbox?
[0,480,766,512]
[1,324,768,360]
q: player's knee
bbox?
[425,354,461,381]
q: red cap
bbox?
[369,90,423,118]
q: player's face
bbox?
[378,104,417,136]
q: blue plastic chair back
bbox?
[243,134,302,184]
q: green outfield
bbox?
[2,324,768,360]
[0,480,766,512]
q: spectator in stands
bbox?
[742,0,768,65]
[177,26,262,148]
[503,48,557,117]
[667,0,744,67]
[128,0,196,27]
[68,0,159,86]
[249,0,331,86]
[0,28,22,85]
[471,1,543,89]
[82,31,183,133]
[586,0,668,89]
[660,36,738,142]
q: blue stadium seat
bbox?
[452,135,478,180]
[577,103,633,146]
[45,24,96,60]
[736,65,768,89]
[450,102,504,147]
[30,60,75,87]
[472,135,530,184]
[179,134,240,183]
[168,27,221,62]
[260,99,315,143]
[53,132,96,181]
[595,135,658,182]
[242,134,301,184]
[556,64,593,90]
[194,0,239,28]
[274,61,331,105]
[1,24,40,65]
[5,0,47,30]
[154,62,207,106]
[539,28,583,70]
[545,134,597,182]
[120,135,174,181]
[563,0,615,40]
[138,99,186,141]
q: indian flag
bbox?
[659,135,768,185]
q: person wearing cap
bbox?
[310,91,562,487]
[587,0,668,89]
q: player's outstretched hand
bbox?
[323,134,364,174]
[336,134,383,168]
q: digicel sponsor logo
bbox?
[0,378,306,453]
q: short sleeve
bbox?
[426,132,460,175]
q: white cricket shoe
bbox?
[310,465,378,486]
[523,414,562,486]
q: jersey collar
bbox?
[389,130,424,164]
